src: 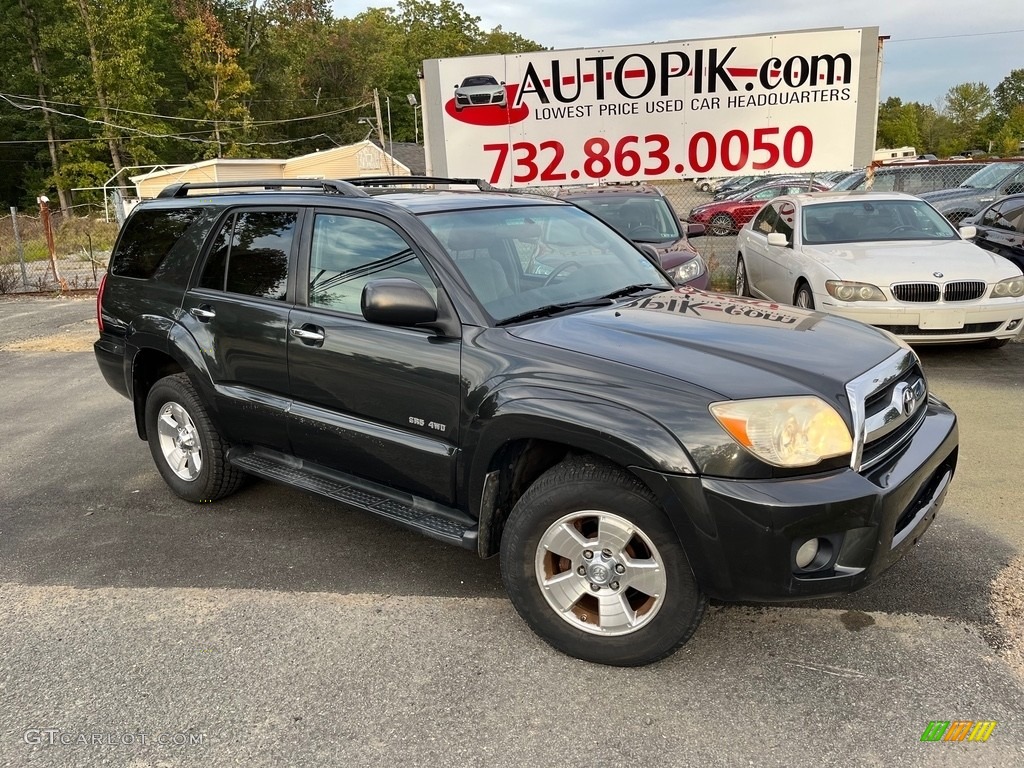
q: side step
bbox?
[229,449,478,551]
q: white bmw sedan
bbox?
[735,191,1024,347]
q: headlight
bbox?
[991,276,1024,298]
[709,396,853,468]
[671,256,706,283]
[825,280,886,302]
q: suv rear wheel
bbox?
[500,456,707,666]
[145,373,244,503]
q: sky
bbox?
[330,0,1023,105]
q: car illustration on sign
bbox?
[453,75,507,111]
[735,191,1024,347]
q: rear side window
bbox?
[111,208,205,278]
[199,210,297,300]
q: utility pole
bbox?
[373,89,386,149]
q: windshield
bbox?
[801,199,959,244]
[830,172,865,191]
[420,204,671,324]
[571,196,681,242]
[959,162,1018,189]
[461,76,497,87]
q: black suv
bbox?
[920,161,1024,224]
[96,177,959,667]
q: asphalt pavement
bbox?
[1,296,1022,767]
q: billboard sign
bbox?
[422,27,881,187]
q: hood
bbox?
[803,239,1022,283]
[506,287,903,402]
[919,187,982,204]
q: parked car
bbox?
[962,193,1024,273]
[556,184,708,288]
[920,162,1024,224]
[453,75,507,111]
[735,191,1024,347]
[712,175,765,199]
[694,177,717,193]
[691,180,828,235]
[830,162,988,197]
[95,176,959,667]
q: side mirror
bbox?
[362,278,437,327]
[958,225,977,240]
[500,81,506,86]
[685,222,706,238]
[767,232,789,247]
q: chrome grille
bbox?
[846,350,928,472]
[892,283,939,302]
[943,281,986,301]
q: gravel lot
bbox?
[1,296,1022,767]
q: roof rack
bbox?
[343,176,499,192]
[156,179,368,199]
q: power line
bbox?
[0,92,371,127]
[892,28,1024,43]
[0,94,347,147]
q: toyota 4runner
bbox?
[95,177,959,666]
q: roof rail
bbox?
[343,175,499,192]
[156,179,368,199]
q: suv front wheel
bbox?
[500,457,707,666]
[144,373,244,503]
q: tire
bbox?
[144,373,244,503]
[698,182,711,192]
[735,256,750,297]
[795,282,815,309]
[708,213,734,237]
[499,456,707,666]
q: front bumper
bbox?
[817,297,1024,344]
[635,396,959,601]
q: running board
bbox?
[229,449,478,550]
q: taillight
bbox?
[96,272,108,333]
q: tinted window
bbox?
[752,205,777,234]
[773,202,795,242]
[990,201,1024,233]
[309,214,436,315]
[111,207,204,278]
[750,187,780,201]
[199,210,295,300]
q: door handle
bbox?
[290,325,325,344]
[190,305,216,321]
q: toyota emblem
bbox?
[902,385,917,417]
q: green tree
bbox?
[173,0,254,158]
[991,105,1024,156]
[944,82,993,150]
[993,69,1024,120]
[876,97,920,150]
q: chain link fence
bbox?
[2,160,1005,296]
[0,206,117,294]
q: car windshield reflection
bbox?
[420,205,671,324]
[801,200,960,245]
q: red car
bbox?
[689,180,828,235]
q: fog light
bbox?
[1007,318,1022,331]
[795,539,820,569]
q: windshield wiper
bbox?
[600,283,660,300]
[496,298,613,326]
